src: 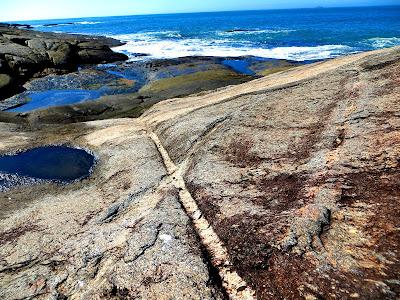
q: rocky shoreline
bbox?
[0,23,399,300]
[0,24,128,100]
[0,26,301,125]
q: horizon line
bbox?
[2,4,399,23]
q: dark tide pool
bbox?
[0,146,95,190]
[6,90,102,113]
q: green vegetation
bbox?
[139,69,249,95]
[259,66,296,76]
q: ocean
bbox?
[15,6,400,61]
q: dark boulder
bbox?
[0,73,12,89]
[47,43,74,66]
[0,73,15,99]
[0,23,33,29]
[0,25,128,100]
[77,49,128,64]
[43,22,74,27]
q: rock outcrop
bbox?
[0,120,224,299]
[0,24,128,99]
[144,46,400,299]
[0,46,399,299]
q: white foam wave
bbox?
[75,21,102,25]
[32,21,102,28]
[112,35,353,61]
[113,31,182,41]
[366,37,400,49]
[217,29,296,36]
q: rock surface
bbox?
[0,46,399,299]
[0,120,224,299]
[0,56,255,123]
[0,24,128,99]
[145,46,400,299]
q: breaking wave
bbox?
[365,37,400,49]
[112,32,354,61]
[32,21,102,28]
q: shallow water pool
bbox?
[222,59,255,75]
[0,145,95,189]
[6,89,103,113]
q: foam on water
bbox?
[24,7,399,62]
[365,37,400,48]
[76,21,102,25]
[112,33,353,61]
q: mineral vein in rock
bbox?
[148,131,256,300]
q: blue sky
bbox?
[1,0,398,21]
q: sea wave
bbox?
[217,28,296,36]
[32,21,102,28]
[113,31,183,41]
[366,37,400,49]
[112,34,354,61]
[76,21,102,25]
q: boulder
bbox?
[0,73,14,98]
[0,41,34,58]
[0,73,11,89]
[4,54,36,76]
[0,58,6,72]
[47,43,74,66]
[77,41,108,50]
[26,38,47,50]
[77,48,128,64]
[0,25,128,100]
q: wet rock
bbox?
[43,22,74,27]
[0,25,128,100]
[225,29,256,33]
[0,73,15,99]
[77,41,109,50]
[0,23,33,29]
[0,73,12,90]
[0,58,5,71]
[47,43,74,66]
[77,48,126,64]
[25,38,47,50]
[0,56,254,122]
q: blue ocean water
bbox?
[22,6,400,61]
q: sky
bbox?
[0,0,399,21]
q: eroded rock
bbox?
[0,120,223,299]
[0,24,128,100]
[148,46,400,299]
[0,47,399,299]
